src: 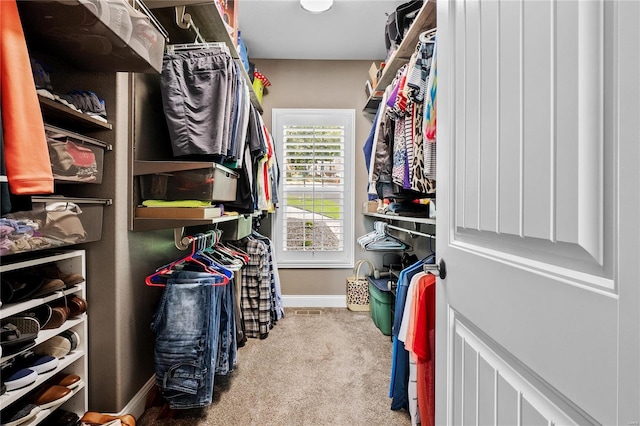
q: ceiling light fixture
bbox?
[300,0,333,13]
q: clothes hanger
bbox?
[224,242,250,263]
[197,231,237,277]
[145,235,229,287]
[166,42,230,55]
[419,28,437,43]
[365,236,411,252]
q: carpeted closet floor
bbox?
[137,308,411,426]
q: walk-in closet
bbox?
[1,1,639,425]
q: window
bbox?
[272,109,355,268]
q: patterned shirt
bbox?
[241,238,272,338]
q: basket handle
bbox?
[353,259,375,280]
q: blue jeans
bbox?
[151,271,223,409]
[215,277,237,376]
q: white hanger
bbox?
[419,28,437,43]
[166,42,230,56]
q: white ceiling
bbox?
[236,0,405,60]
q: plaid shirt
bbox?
[241,238,272,338]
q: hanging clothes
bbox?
[1,0,53,195]
[237,235,272,339]
[148,234,240,409]
[423,39,438,180]
[232,229,283,338]
[160,45,236,157]
[366,35,437,202]
[389,257,432,411]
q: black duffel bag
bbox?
[385,0,424,55]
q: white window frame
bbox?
[272,108,355,268]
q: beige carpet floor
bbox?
[137,308,411,426]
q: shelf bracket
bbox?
[174,6,205,43]
[173,227,191,250]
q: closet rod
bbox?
[384,223,435,240]
[173,228,221,250]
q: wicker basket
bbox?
[347,259,375,312]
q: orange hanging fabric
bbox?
[1,0,53,195]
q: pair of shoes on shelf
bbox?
[1,273,64,305]
[80,412,136,426]
[41,408,80,426]
[34,329,80,359]
[0,350,58,392]
[40,265,85,288]
[19,294,86,332]
[46,295,88,329]
[29,373,82,410]
[0,402,41,426]
[0,375,81,425]
[1,317,40,356]
[30,57,108,122]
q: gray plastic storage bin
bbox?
[140,164,239,202]
[1,196,111,256]
[45,124,110,184]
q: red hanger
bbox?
[145,236,229,287]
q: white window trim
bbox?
[272,108,355,269]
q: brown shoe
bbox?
[50,295,86,319]
[39,265,85,287]
[50,372,82,389]
[80,412,136,426]
[31,278,65,298]
[30,384,73,409]
[42,306,68,330]
[66,295,87,318]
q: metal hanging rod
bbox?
[384,223,435,240]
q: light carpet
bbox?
[137,308,411,426]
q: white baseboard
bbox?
[116,375,155,419]
[281,295,346,308]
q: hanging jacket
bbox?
[1,0,53,195]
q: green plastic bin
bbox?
[369,281,394,336]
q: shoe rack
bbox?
[0,250,88,423]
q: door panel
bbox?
[454,0,607,271]
[450,314,591,425]
[437,0,640,425]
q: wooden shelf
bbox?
[133,215,239,232]
[39,96,112,131]
[363,0,437,111]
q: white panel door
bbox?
[436,1,640,425]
